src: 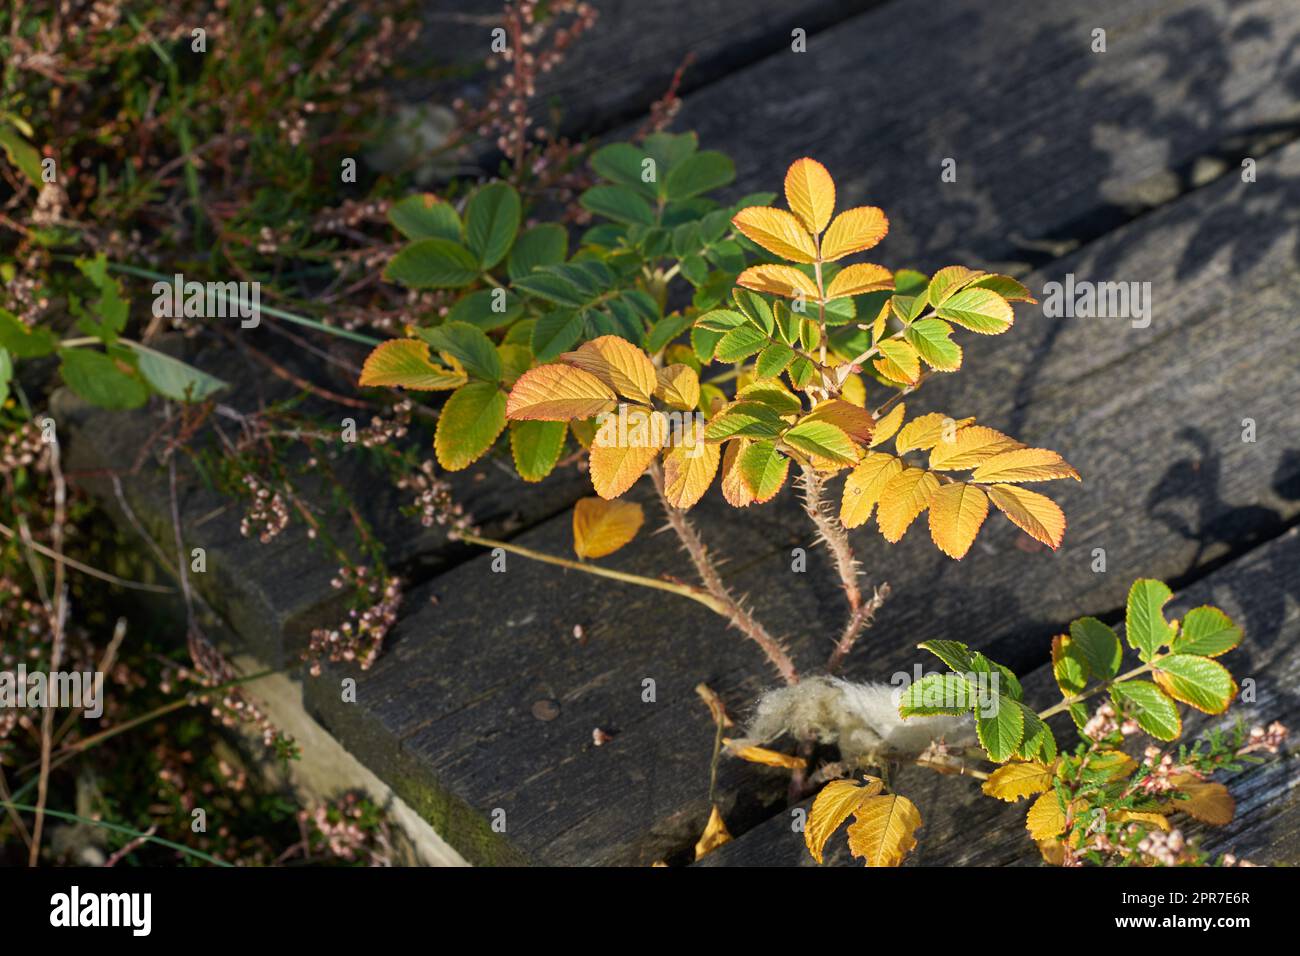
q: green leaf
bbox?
[732,290,774,335]
[434,382,507,471]
[1153,654,1237,714]
[1172,607,1242,658]
[1126,578,1176,661]
[783,420,858,464]
[976,696,1025,763]
[898,673,976,717]
[0,123,42,184]
[384,238,480,289]
[512,271,589,307]
[917,640,975,675]
[645,314,691,355]
[507,224,568,281]
[0,308,57,358]
[509,420,567,482]
[447,288,524,331]
[417,321,501,382]
[691,326,725,364]
[737,439,790,501]
[580,184,655,226]
[0,347,12,406]
[1068,617,1123,680]
[935,288,1014,334]
[704,402,786,441]
[529,309,584,362]
[58,348,148,410]
[590,142,657,198]
[665,150,735,200]
[694,308,748,333]
[904,318,962,371]
[388,195,461,242]
[714,325,769,363]
[464,182,521,269]
[122,341,228,402]
[736,381,801,416]
[1110,680,1181,741]
[1017,704,1057,763]
[756,342,795,379]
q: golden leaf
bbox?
[840,373,866,407]
[1025,791,1067,841]
[358,338,467,390]
[572,497,644,559]
[1114,810,1172,831]
[868,403,906,448]
[1169,775,1235,825]
[982,761,1057,802]
[662,431,721,510]
[876,467,940,542]
[1037,839,1066,865]
[506,364,618,421]
[805,777,883,865]
[927,425,1024,471]
[972,447,1081,484]
[986,483,1067,549]
[845,793,922,867]
[588,406,667,499]
[654,363,700,411]
[724,739,808,770]
[820,206,889,261]
[735,264,821,301]
[874,339,920,384]
[719,438,755,508]
[694,805,733,860]
[895,412,975,455]
[560,335,657,405]
[840,451,903,529]
[825,263,893,300]
[927,481,990,559]
[784,157,836,235]
[731,206,817,263]
[803,398,874,443]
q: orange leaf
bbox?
[560,335,657,404]
[986,483,1067,549]
[876,467,940,542]
[826,263,894,300]
[868,403,905,448]
[572,497,644,558]
[731,206,817,263]
[841,451,903,529]
[784,157,836,235]
[971,448,1081,483]
[735,264,821,301]
[506,363,618,421]
[928,482,990,559]
[662,430,721,510]
[589,406,667,498]
[719,438,754,508]
[803,398,875,443]
[928,425,1024,471]
[821,206,889,261]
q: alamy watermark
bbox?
[152,273,261,328]
[1041,272,1151,329]
[0,665,103,718]
[593,404,706,457]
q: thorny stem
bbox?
[648,462,799,686]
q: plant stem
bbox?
[455,531,729,615]
[1037,660,1158,720]
[647,462,799,685]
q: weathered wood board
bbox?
[699,528,1300,866]
[299,137,1300,865]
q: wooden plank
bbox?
[301,137,1300,864]
[700,527,1300,866]
[665,0,1300,271]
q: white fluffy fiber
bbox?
[745,677,974,764]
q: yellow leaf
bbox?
[825,263,893,300]
[662,432,721,510]
[358,339,467,390]
[735,264,821,301]
[694,805,733,860]
[1037,839,1066,865]
[731,206,817,263]
[926,265,985,307]
[821,206,889,261]
[720,438,754,507]
[986,483,1067,549]
[1025,791,1067,841]
[876,467,940,542]
[840,451,903,529]
[873,340,920,384]
[840,373,866,407]
[895,412,974,454]
[1091,750,1138,781]
[982,761,1057,802]
[845,793,922,867]
[724,739,808,770]
[868,403,905,448]
[927,482,989,559]
[972,447,1081,484]
[654,363,700,411]
[572,497,645,558]
[803,398,874,443]
[928,425,1024,471]
[589,406,667,499]
[560,335,657,404]
[784,157,836,235]
[805,777,883,864]
[869,296,890,342]
[1169,775,1235,825]
[1114,810,1172,831]
[506,363,618,421]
